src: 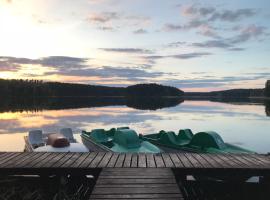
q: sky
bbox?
[0,0,269,91]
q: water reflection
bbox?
[0,97,269,153]
[0,97,184,112]
[265,101,270,116]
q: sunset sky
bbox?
[0,0,269,91]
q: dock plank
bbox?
[177,153,193,168]
[70,153,90,168]
[61,153,82,168]
[115,154,125,168]
[15,152,44,168]
[107,153,119,168]
[146,153,156,168]
[0,153,21,167]
[162,153,174,167]
[0,152,270,174]
[40,152,68,168]
[90,168,182,200]
[52,153,75,168]
[89,152,106,168]
[169,153,184,168]
[131,154,138,168]
[0,153,31,168]
[215,154,240,168]
[98,152,113,168]
[199,153,223,168]
[184,153,203,168]
[123,153,132,168]
[154,154,165,168]
[191,153,212,168]
[226,154,252,168]
[79,152,98,168]
[138,154,147,168]
[210,154,232,168]
[27,153,52,168]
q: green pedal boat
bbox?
[81,127,162,153]
[141,129,254,154]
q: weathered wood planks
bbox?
[89,168,183,199]
[0,152,269,170]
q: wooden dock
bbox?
[0,152,270,171]
[0,152,270,199]
[90,168,183,200]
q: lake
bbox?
[0,97,269,153]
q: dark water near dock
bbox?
[0,97,269,153]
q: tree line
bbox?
[0,79,184,97]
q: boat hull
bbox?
[24,136,34,152]
[81,134,111,152]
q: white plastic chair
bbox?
[28,130,44,147]
[60,128,76,142]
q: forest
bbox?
[0,79,184,97]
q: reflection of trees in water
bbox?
[0,97,125,113]
[0,97,184,113]
[126,97,184,110]
[181,96,270,117]
[265,101,270,116]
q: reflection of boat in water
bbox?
[81,127,254,154]
[142,130,254,154]
[24,128,88,152]
[81,127,162,153]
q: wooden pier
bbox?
[0,152,270,199]
[90,168,183,200]
[0,152,270,171]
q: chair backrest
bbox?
[177,129,193,141]
[28,130,43,145]
[60,128,74,141]
[113,129,140,149]
[90,129,109,143]
[159,131,178,145]
[189,131,226,150]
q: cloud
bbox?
[0,56,169,83]
[192,25,267,50]
[181,5,216,17]
[163,4,262,49]
[0,56,89,72]
[180,5,256,22]
[0,60,20,72]
[197,24,220,38]
[99,48,154,54]
[165,42,186,48]
[143,52,212,64]
[86,12,119,23]
[229,25,267,44]
[162,23,183,31]
[172,52,212,59]
[192,40,232,48]
[161,74,269,89]
[209,9,256,22]
[228,47,245,51]
[98,26,114,31]
[1,56,267,91]
[49,65,165,80]
[86,11,151,31]
[163,20,204,32]
[133,29,147,34]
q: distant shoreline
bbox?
[0,78,269,100]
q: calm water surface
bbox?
[0,99,269,153]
